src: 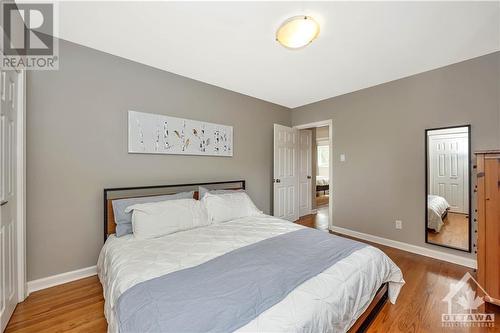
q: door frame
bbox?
[15,70,27,301]
[294,119,333,229]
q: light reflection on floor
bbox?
[295,204,329,231]
[315,205,329,231]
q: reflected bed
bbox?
[427,194,450,232]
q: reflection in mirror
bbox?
[425,125,470,252]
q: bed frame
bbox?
[103,180,245,241]
[442,208,449,221]
[102,179,388,332]
[348,283,388,332]
[316,184,329,195]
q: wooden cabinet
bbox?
[476,150,500,305]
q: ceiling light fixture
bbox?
[276,15,320,50]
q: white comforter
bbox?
[98,215,404,333]
[316,176,329,186]
[427,195,450,232]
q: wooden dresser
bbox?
[476,150,500,305]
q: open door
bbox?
[273,124,299,221]
[298,130,312,217]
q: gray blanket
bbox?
[116,228,366,333]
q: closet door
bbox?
[0,70,19,332]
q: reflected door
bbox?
[429,134,468,213]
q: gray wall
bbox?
[27,39,290,280]
[292,52,500,259]
[27,38,499,279]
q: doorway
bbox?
[272,120,333,231]
[313,126,330,230]
[315,126,330,211]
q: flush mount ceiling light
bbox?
[276,15,320,49]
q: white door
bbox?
[429,133,468,214]
[273,124,299,221]
[0,70,18,332]
[298,130,312,217]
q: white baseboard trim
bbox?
[27,265,97,294]
[330,226,477,269]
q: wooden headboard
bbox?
[103,180,246,241]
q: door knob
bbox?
[307,176,312,179]
[0,200,8,206]
[276,179,281,183]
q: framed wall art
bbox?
[128,110,233,157]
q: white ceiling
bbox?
[56,1,500,108]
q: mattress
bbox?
[427,195,450,232]
[98,215,404,333]
[316,176,329,186]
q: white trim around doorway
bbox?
[294,119,333,229]
[16,70,27,301]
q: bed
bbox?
[99,180,404,333]
[316,176,329,195]
[427,194,450,232]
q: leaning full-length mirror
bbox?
[425,125,471,252]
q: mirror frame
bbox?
[424,124,472,253]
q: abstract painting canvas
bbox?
[128,110,233,157]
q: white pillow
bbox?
[202,192,263,223]
[125,198,209,240]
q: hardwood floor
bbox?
[427,212,469,250]
[316,193,329,207]
[6,276,106,333]
[355,239,500,333]
[296,205,329,230]
[6,220,500,332]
